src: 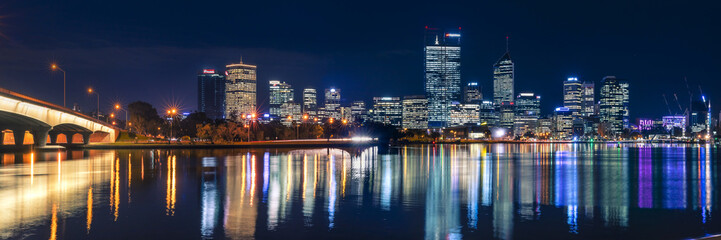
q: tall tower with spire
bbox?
[493,37,514,105]
[424,26,462,128]
[494,37,515,129]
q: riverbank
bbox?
[81,138,379,149]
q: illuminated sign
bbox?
[330,88,336,93]
[638,119,653,130]
[555,107,570,112]
[203,69,215,74]
[445,33,461,37]
[567,77,578,81]
[520,93,534,97]
[662,116,686,130]
[468,82,478,86]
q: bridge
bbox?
[0,87,117,147]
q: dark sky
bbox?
[0,0,719,120]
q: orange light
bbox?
[128,122,132,126]
[171,109,177,114]
[314,118,318,122]
[166,110,171,114]
[251,113,256,118]
[112,121,116,125]
[329,118,334,124]
[87,88,93,93]
[342,119,347,124]
[303,115,309,120]
[115,104,120,109]
[110,113,115,118]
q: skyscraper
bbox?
[425,27,461,128]
[493,51,514,105]
[303,88,317,116]
[464,82,482,104]
[324,88,341,119]
[514,93,540,135]
[197,69,225,120]
[350,101,367,122]
[402,95,428,129]
[581,82,595,117]
[225,61,257,120]
[269,80,294,116]
[599,76,629,136]
[563,77,582,120]
[371,97,403,127]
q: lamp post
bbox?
[115,104,128,130]
[51,64,66,107]
[87,88,99,120]
[166,108,177,142]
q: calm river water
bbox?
[0,143,719,239]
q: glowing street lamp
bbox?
[87,88,99,120]
[114,104,129,130]
[51,64,66,107]
[166,108,178,141]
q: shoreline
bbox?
[0,139,710,152]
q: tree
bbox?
[178,112,211,138]
[128,101,163,136]
[196,123,214,144]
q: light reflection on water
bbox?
[0,143,718,239]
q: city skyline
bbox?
[0,0,719,120]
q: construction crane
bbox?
[662,94,673,115]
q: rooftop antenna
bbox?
[240,56,243,64]
[505,36,509,52]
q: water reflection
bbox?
[0,144,719,239]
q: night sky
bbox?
[0,0,719,120]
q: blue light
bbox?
[263,113,270,118]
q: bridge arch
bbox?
[1,88,118,147]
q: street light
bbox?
[166,108,177,142]
[51,64,67,107]
[87,88,99,120]
[115,104,129,130]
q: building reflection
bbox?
[0,143,717,239]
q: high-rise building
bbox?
[690,97,709,134]
[581,82,595,117]
[197,69,226,120]
[350,101,367,122]
[269,80,294,116]
[279,102,302,126]
[499,101,515,130]
[425,27,461,128]
[225,61,257,120]
[514,93,541,135]
[325,88,341,109]
[302,88,317,114]
[449,103,480,127]
[493,52,514,105]
[599,76,629,136]
[371,97,402,127]
[563,77,582,120]
[554,107,573,139]
[464,82,482,104]
[402,95,428,129]
[479,100,498,127]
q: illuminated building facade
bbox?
[197,69,226,120]
[371,97,402,127]
[563,77,582,120]
[554,107,573,138]
[425,27,461,128]
[402,95,428,129]
[479,100,498,127]
[464,82,482,104]
[493,52,514,105]
[269,80,294,116]
[581,82,595,117]
[498,101,515,130]
[225,61,257,119]
[351,101,367,122]
[449,103,480,127]
[302,88,317,116]
[514,93,540,135]
[599,76,629,135]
